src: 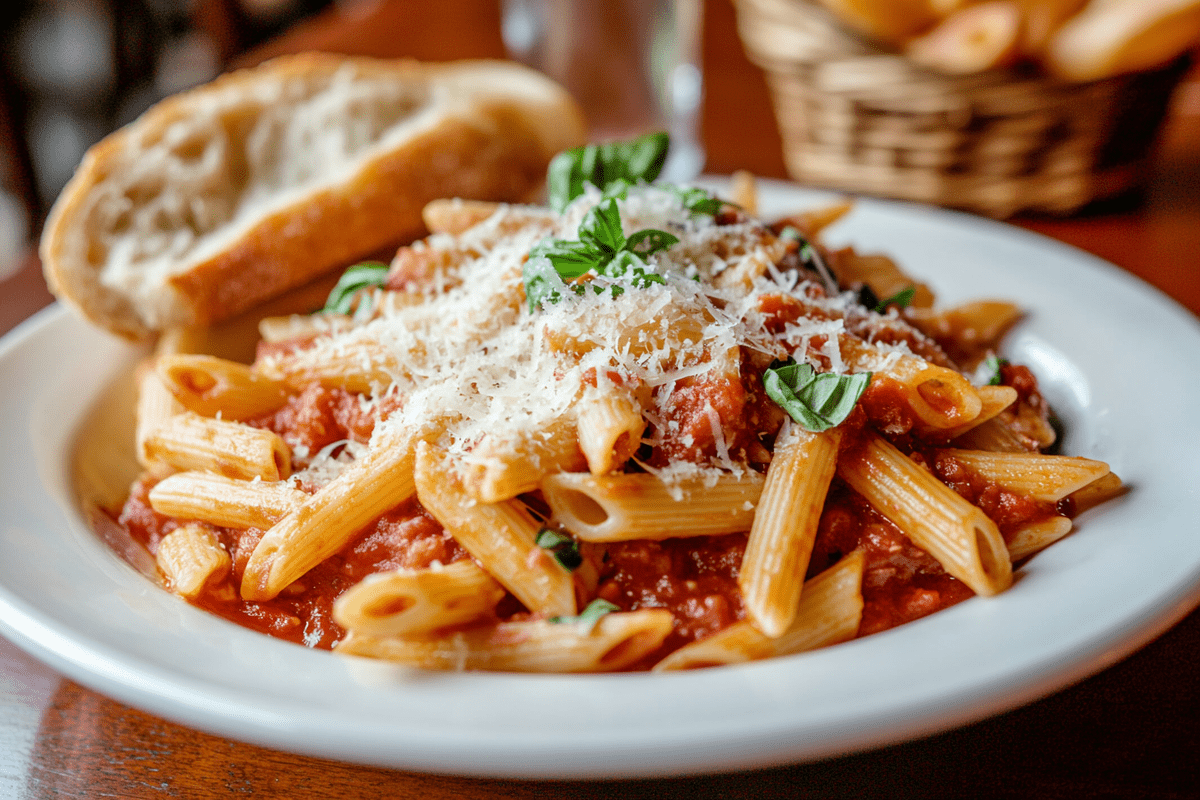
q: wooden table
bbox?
[2,1,1199,796]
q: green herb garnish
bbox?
[547,132,670,212]
[762,358,871,432]
[322,261,389,314]
[535,528,583,571]
[984,354,1009,386]
[523,198,675,311]
[670,185,724,216]
[550,598,619,630]
[874,286,916,313]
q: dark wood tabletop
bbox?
[2,1,1199,796]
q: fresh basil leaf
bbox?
[550,598,619,629]
[875,286,916,313]
[601,178,633,202]
[547,132,671,212]
[778,225,803,243]
[322,261,389,314]
[984,354,1009,386]
[579,199,626,255]
[522,258,566,312]
[625,228,679,257]
[763,359,871,432]
[527,239,602,279]
[615,132,670,182]
[603,248,644,277]
[670,185,724,216]
[535,528,583,571]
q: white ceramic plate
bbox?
[3,181,1200,779]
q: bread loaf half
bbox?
[41,54,587,339]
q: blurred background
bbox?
[0,0,341,285]
[2,0,1198,320]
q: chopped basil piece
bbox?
[523,198,674,311]
[547,132,670,212]
[322,261,389,314]
[626,228,679,257]
[763,358,871,432]
[550,598,619,630]
[670,185,724,216]
[535,528,583,571]
[522,257,567,312]
[778,225,803,242]
[875,286,916,313]
[984,354,1009,386]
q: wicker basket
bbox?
[735,0,1189,217]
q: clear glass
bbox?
[502,0,705,182]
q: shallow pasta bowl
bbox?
[2,180,1200,778]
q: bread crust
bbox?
[41,54,587,340]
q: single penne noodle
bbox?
[421,198,502,234]
[774,198,853,239]
[831,251,935,308]
[335,609,674,672]
[844,338,983,430]
[905,301,1023,352]
[1007,516,1073,562]
[156,522,231,600]
[157,354,290,420]
[148,471,307,529]
[730,170,757,214]
[542,470,765,542]
[952,416,1030,453]
[240,431,416,601]
[142,411,291,481]
[655,551,865,671]
[135,360,186,471]
[461,414,587,503]
[937,449,1110,502]
[332,560,506,637]
[257,337,401,394]
[415,443,575,617]
[576,386,645,475]
[1067,471,1124,515]
[739,422,842,638]
[938,385,1018,440]
[838,434,1012,596]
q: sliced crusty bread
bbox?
[41,54,587,339]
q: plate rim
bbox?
[3,182,1200,778]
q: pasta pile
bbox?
[114,174,1119,672]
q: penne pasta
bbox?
[95,145,1121,672]
[156,523,231,600]
[1007,515,1073,562]
[415,443,576,618]
[655,551,865,671]
[335,609,674,672]
[576,386,646,475]
[739,422,842,638]
[156,354,290,420]
[141,411,291,481]
[542,470,765,542]
[460,414,587,503]
[838,434,1012,596]
[936,449,1110,502]
[333,560,506,637]
[148,471,307,529]
[240,431,416,601]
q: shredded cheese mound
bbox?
[266,186,904,486]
